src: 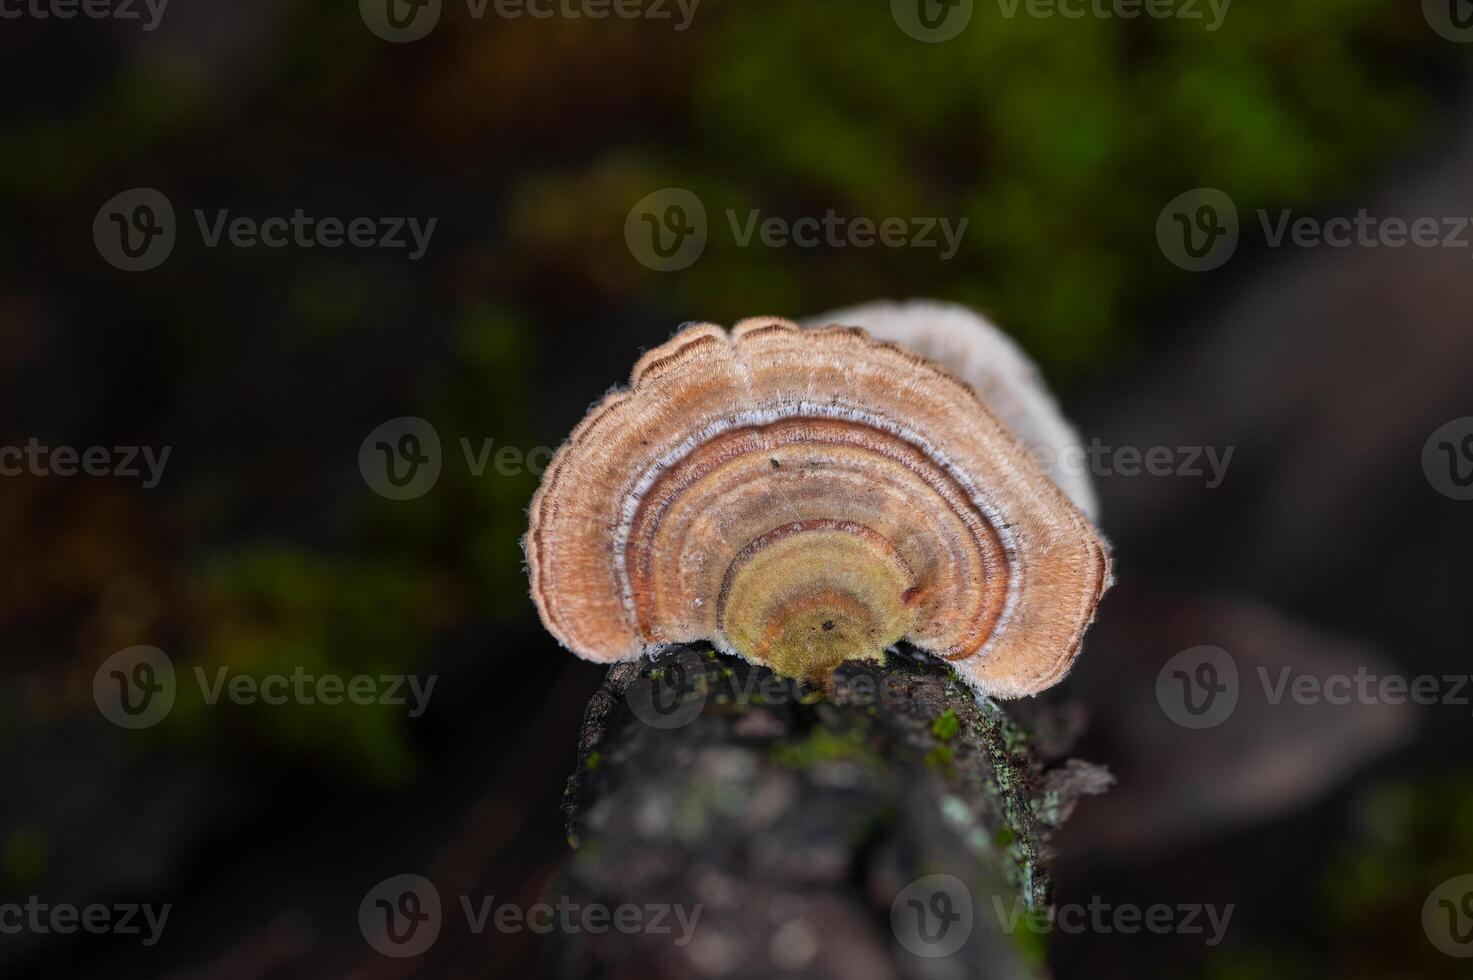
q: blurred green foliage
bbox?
[172,547,455,785]
[495,1,1446,374]
[669,0,1437,373]
[0,59,207,199]
[169,306,538,781]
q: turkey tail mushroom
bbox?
[525,312,1111,698]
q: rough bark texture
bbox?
[555,644,1111,979]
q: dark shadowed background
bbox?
[2,0,1472,976]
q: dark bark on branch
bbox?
[554,645,1111,980]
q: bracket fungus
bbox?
[525,304,1111,698]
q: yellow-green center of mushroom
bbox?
[718,522,918,682]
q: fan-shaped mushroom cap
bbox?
[525,316,1111,697]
